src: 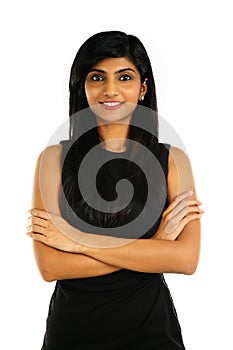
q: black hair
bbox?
[60,31,163,232]
[69,31,157,114]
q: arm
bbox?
[80,146,202,275]
[31,146,122,282]
[29,146,202,276]
[33,242,121,282]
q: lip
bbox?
[99,101,124,110]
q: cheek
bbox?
[129,80,141,93]
[84,87,93,107]
[84,83,90,101]
[85,83,99,104]
[127,85,141,101]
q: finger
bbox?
[176,204,204,219]
[27,224,46,235]
[170,200,203,218]
[187,205,204,214]
[163,191,193,216]
[171,212,202,235]
[166,204,203,233]
[164,197,200,221]
[179,212,203,230]
[175,190,193,202]
[26,232,46,243]
[28,216,49,228]
[30,209,50,220]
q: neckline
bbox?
[99,144,128,154]
[101,148,127,154]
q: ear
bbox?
[139,78,148,101]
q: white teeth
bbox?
[103,102,120,106]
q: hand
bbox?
[26,209,84,253]
[153,191,204,241]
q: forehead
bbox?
[90,57,139,72]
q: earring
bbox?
[140,95,144,101]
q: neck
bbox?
[98,123,130,152]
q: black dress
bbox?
[41,142,186,350]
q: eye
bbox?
[119,74,132,81]
[90,74,104,82]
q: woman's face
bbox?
[84,57,147,124]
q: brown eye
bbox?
[119,74,132,81]
[91,75,104,81]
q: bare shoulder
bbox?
[35,144,63,214]
[167,145,194,202]
[40,144,62,162]
[169,145,190,162]
[168,145,192,173]
[36,144,62,172]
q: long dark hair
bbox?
[60,31,164,233]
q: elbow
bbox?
[178,241,200,275]
[33,242,57,282]
[182,256,199,275]
[40,269,56,282]
[183,261,198,275]
[37,258,57,282]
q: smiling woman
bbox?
[27,31,203,350]
[85,58,146,107]
[85,57,147,151]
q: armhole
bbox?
[162,143,170,207]
[151,142,171,209]
[155,142,170,181]
[59,139,72,169]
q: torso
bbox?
[39,142,181,218]
[40,142,186,350]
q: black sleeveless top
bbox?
[41,142,186,350]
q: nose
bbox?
[102,79,119,98]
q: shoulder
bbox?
[33,144,63,215]
[167,145,194,202]
[37,144,62,166]
[34,144,63,179]
[168,145,191,171]
[168,145,189,159]
[39,144,62,159]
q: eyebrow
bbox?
[88,68,137,74]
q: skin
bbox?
[27,57,204,281]
[85,57,147,151]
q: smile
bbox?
[100,101,124,110]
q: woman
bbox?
[27,31,203,349]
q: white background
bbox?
[1,0,232,349]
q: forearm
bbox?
[81,237,195,275]
[33,241,122,282]
[83,239,184,273]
